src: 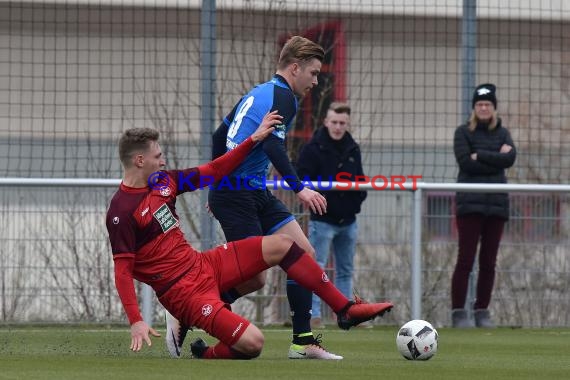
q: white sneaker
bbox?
[287,334,343,360]
[165,310,188,358]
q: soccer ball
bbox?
[396,319,438,360]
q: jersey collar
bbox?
[272,74,293,92]
[120,182,149,193]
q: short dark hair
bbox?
[118,128,159,167]
[328,102,351,115]
[277,36,325,70]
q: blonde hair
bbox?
[468,110,498,132]
[119,128,159,167]
[277,36,324,70]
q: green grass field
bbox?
[1,325,568,380]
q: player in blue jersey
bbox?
[165,35,392,360]
[208,36,341,360]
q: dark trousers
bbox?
[451,213,505,309]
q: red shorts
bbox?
[158,236,268,346]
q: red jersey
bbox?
[106,137,256,324]
[106,168,201,294]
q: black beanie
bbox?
[472,83,497,109]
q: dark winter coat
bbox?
[296,127,367,226]
[453,118,517,219]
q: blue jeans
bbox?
[309,220,358,319]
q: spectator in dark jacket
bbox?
[297,102,367,329]
[451,83,516,328]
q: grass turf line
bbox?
[0,326,568,380]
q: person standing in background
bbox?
[451,83,516,328]
[296,102,367,329]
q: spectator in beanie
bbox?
[451,83,517,328]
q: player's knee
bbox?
[276,234,315,257]
[262,234,295,265]
[274,233,295,252]
[247,335,264,358]
[277,234,315,258]
[237,329,264,357]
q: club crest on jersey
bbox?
[202,304,213,316]
[160,187,171,197]
[321,272,329,282]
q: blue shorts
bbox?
[208,188,295,241]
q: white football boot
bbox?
[288,334,343,360]
[165,310,189,358]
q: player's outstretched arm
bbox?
[130,320,161,352]
[113,256,161,352]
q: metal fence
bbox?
[1,1,569,327]
[1,180,568,328]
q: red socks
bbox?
[279,242,349,313]
[203,242,351,360]
[203,343,255,359]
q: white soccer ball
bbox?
[396,319,438,360]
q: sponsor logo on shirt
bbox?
[322,272,329,283]
[153,204,179,233]
[113,217,120,224]
[141,207,150,216]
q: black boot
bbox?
[474,309,496,328]
[190,338,209,358]
[451,309,474,328]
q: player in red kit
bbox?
[106,113,393,359]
